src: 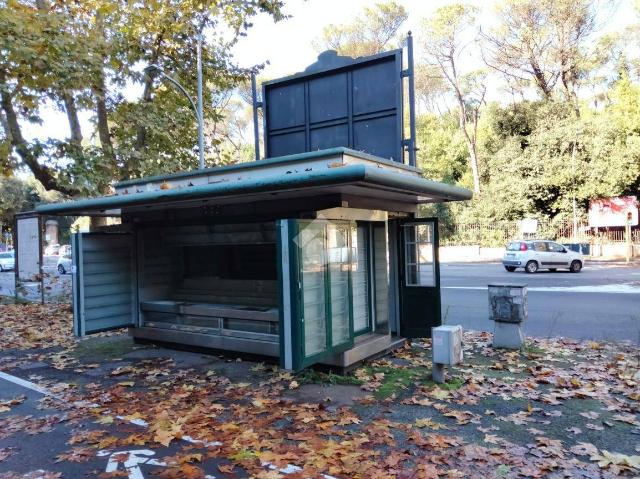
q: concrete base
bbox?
[492,321,525,349]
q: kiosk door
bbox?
[72,232,136,336]
[398,218,441,338]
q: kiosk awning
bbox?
[37,163,472,217]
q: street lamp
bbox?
[143,32,205,170]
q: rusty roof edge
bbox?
[36,164,471,216]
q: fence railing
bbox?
[439,220,639,248]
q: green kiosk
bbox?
[36,46,471,370]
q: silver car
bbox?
[503,240,583,273]
[57,252,72,274]
[0,250,15,271]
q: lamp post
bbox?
[144,33,205,170]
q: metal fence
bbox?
[439,220,640,247]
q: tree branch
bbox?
[62,91,83,145]
[0,87,75,195]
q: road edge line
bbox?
[0,370,54,396]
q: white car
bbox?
[57,253,72,274]
[503,240,583,273]
[0,250,14,271]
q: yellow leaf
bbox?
[288,380,299,390]
[118,381,135,387]
[95,415,114,424]
[431,388,450,400]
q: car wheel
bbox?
[504,266,516,272]
[525,261,539,274]
[57,264,66,275]
[548,268,557,272]
[570,260,582,273]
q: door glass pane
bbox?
[351,224,370,333]
[404,223,435,287]
[299,223,327,356]
[327,222,350,346]
[373,224,389,331]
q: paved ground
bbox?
[441,261,640,342]
[1,264,71,303]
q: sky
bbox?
[23,0,638,143]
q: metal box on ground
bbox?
[488,283,527,323]
[432,325,463,365]
[488,283,527,349]
[431,325,463,384]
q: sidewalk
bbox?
[1,303,639,478]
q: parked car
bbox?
[0,250,14,271]
[503,240,583,273]
[44,243,60,256]
[57,253,72,274]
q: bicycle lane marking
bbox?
[0,370,338,479]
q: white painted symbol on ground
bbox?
[98,449,166,479]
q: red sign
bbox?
[588,196,638,227]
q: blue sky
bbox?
[23,0,638,143]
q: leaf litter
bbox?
[0,304,639,477]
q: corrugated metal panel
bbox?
[73,232,135,336]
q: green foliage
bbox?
[313,1,408,57]
[417,113,467,184]
[433,84,640,227]
[0,0,285,195]
[0,175,63,228]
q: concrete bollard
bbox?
[488,283,527,349]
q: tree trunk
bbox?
[134,79,154,155]
[63,92,83,145]
[92,11,116,183]
[467,139,481,195]
[131,31,165,171]
[94,71,115,164]
[530,60,553,100]
[0,86,75,195]
[455,93,481,195]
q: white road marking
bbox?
[0,371,337,479]
[98,449,167,479]
[0,371,54,396]
[443,283,640,294]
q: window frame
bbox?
[403,222,436,287]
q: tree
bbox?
[313,1,408,57]
[421,4,485,195]
[0,0,285,197]
[481,0,604,108]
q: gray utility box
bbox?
[488,283,527,323]
[432,325,463,365]
[488,283,527,349]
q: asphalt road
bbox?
[0,374,247,478]
[441,261,640,342]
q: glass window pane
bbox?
[372,224,389,331]
[299,223,327,357]
[351,224,370,333]
[404,223,435,287]
[327,222,351,346]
